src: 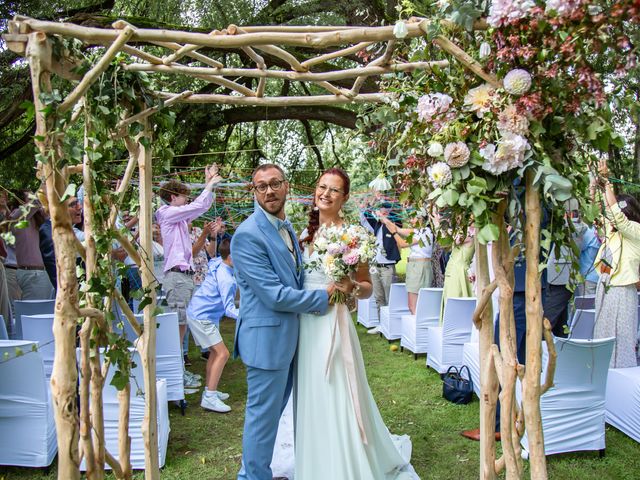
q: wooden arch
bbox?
[2,14,548,480]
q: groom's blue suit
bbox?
[232,207,329,480]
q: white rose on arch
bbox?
[393,20,409,39]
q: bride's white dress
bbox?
[292,248,416,479]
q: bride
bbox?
[295,167,415,479]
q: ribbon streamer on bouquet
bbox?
[325,303,368,445]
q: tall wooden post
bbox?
[522,171,548,478]
[134,121,160,478]
[27,31,81,480]
[475,240,498,480]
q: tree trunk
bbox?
[475,239,498,480]
[522,171,548,478]
[27,31,81,480]
[131,122,160,478]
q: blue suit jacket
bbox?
[231,209,329,370]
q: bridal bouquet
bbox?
[309,224,377,304]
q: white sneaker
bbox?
[216,391,230,401]
[201,393,231,413]
[184,372,202,388]
[366,326,381,334]
[185,370,202,381]
[205,388,229,401]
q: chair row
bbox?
[0,310,181,469]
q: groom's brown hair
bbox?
[251,163,286,181]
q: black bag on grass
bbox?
[442,365,473,405]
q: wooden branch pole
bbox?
[58,27,134,113]
[79,319,98,478]
[115,91,193,135]
[428,33,502,89]
[475,240,498,480]
[229,25,307,71]
[132,121,160,478]
[491,202,521,479]
[17,17,429,48]
[114,290,144,337]
[153,91,389,106]
[118,383,133,479]
[124,61,448,82]
[301,41,374,69]
[540,318,557,395]
[522,170,549,479]
[82,118,104,479]
[27,31,82,480]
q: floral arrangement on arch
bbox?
[364,0,639,246]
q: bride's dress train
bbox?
[271,249,418,479]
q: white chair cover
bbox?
[519,337,614,457]
[135,312,185,403]
[0,340,57,467]
[0,314,7,340]
[80,348,170,470]
[21,314,55,380]
[356,297,379,328]
[462,342,481,396]
[379,283,410,341]
[568,309,595,340]
[400,288,442,354]
[425,297,477,374]
[12,299,55,340]
[606,366,640,443]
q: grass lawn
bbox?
[1,317,639,479]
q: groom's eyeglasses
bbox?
[253,179,285,194]
[316,184,344,196]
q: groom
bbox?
[231,163,332,480]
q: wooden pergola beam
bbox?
[301,41,374,69]
[123,60,449,82]
[153,91,389,106]
[13,17,430,49]
[58,26,135,113]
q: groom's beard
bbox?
[259,194,286,217]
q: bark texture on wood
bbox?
[27,31,81,480]
[522,170,548,479]
[474,240,498,480]
[130,123,160,478]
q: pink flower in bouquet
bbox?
[343,251,360,266]
[416,93,453,122]
[497,104,530,136]
[327,243,341,255]
[545,0,583,17]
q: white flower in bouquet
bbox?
[393,20,409,39]
[464,84,496,117]
[503,69,532,96]
[497,104,530,136]
[444,142,470,168]
[417,93,453,122]
[369,173,392,192]
[427,161,452,187]
[480,132,530,175]
[427,142,444,157]
[479,41,492,59]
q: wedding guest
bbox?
[543,200,588,337]
[593,158,640,368]
[440,232,474,322]
[186,237,236,412]
[11,192,53,300]
[577,223,601,296]
[379,213,433,315]
[360,199,401,333]
[156,165,222,389]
